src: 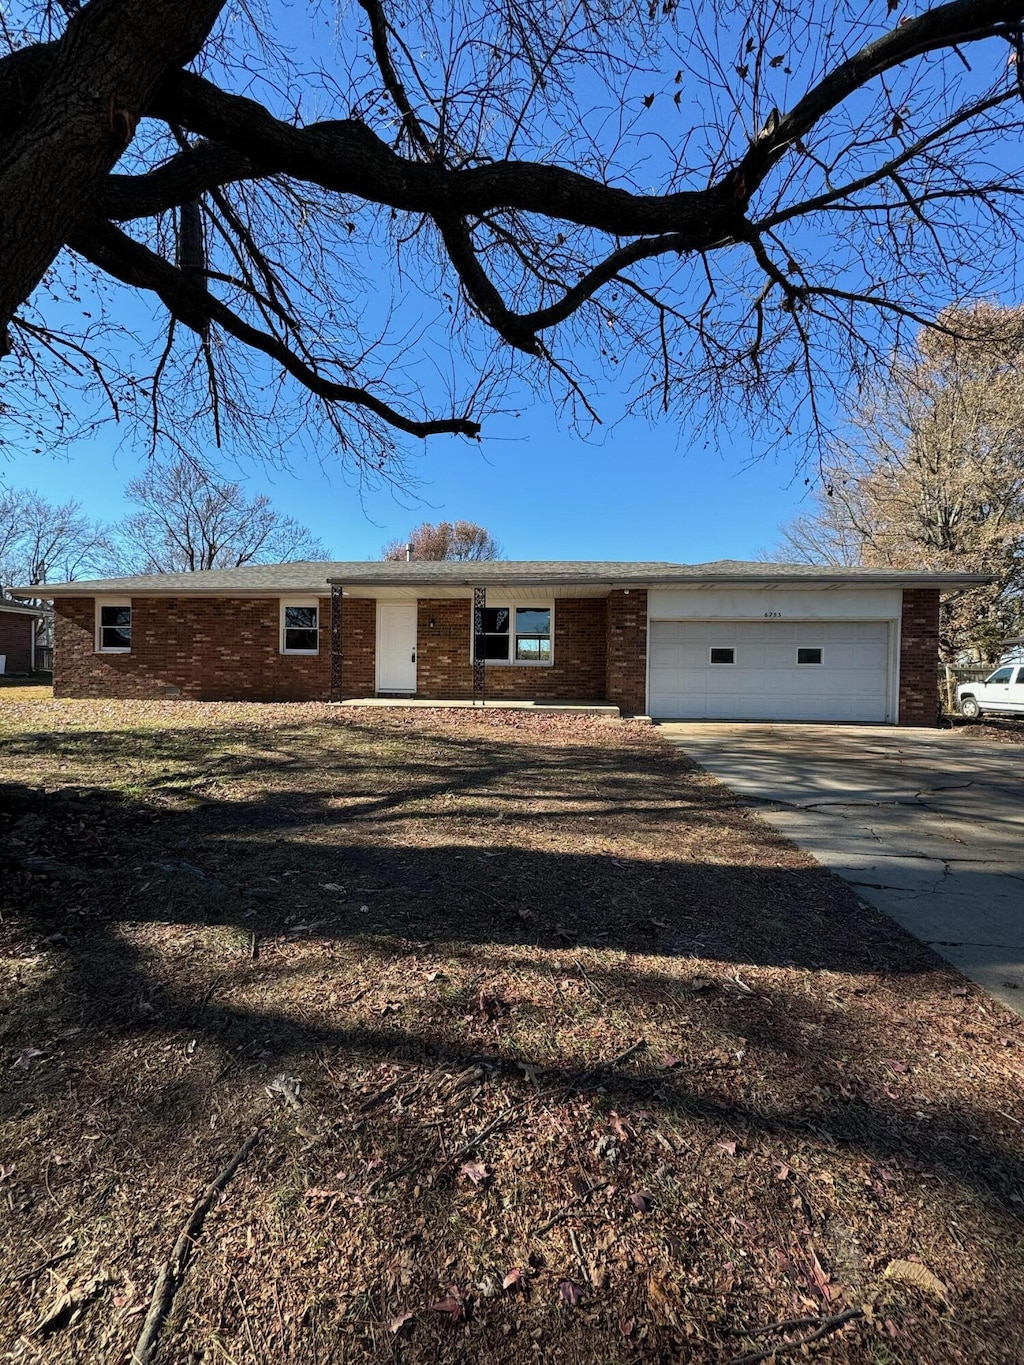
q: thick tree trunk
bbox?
[0,0,224,342]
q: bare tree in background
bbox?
[117,458,328,572]
[772,302,1024,665]
[383,520,501,561]
[4,1,1024,476]
[0,487,114,588]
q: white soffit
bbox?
[647,586,903,620]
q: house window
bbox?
[97,600,131,652]
[281,601,319,654]
[797,647,823,665]
[475,604,553,664]
[481,606,511,659]
[514,607,552,661]
[709,646,735,664]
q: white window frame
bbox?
[96,598,132,653]
[708,645,736,665]
[796,646,825,665]
[471,600,555,667]
[280,598,320,655]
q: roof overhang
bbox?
[326,572,994,591]
[13,569,994,599]
[0,598,49,616]
[9,584,326,600]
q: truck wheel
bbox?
[959,696,980,720]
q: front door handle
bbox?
[411,651,416,663]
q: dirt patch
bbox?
[942,714,1024,746]
[1,701,1022,1363]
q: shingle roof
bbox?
[0,597,48,616]
[10,558,991,596]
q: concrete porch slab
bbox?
[338,698,621,716]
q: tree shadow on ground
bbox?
[3,710,1023,1363]
[3,764,1022,1228]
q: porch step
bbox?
[338,697,621,717]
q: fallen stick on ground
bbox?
[726,1308,865,1365]
[532,1181,612,1237]
[8,1246,77,1285]
[130,1129,261,1365]
[568,1038,648,1091]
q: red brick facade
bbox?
[51,593,616,705]
[0,610,35,674]
[335,596,376,700]
[50,586,941,723]
[54,595,336,701]
[414,598,607,702]
[415,598,472,699]
[898,588,940,727]
[606,589,648,715]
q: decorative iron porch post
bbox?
[330,583,343,702]
[473,586,486,705]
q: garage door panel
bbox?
[648,620,892,722]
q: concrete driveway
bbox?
[659,723,1024,1013]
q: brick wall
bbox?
[51,593,608,703]
[415,597,609,701]
[416,599,473,698]
[337,596,376,699]
[0,612,34,674]
[899,588,940,727]
[606,589,648,714]
[53,595,351,702]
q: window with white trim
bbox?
[280,600,319,654]
[96,599,131,652]
[475,604,553,664]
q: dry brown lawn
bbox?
[1,698,1022,1364]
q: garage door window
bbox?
[709,646,735,664]
[797,647,823,665]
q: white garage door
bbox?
[648,620,892,722]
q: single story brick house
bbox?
[0,598,47,674]
[14,560,987,724]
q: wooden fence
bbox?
[938,664,990,684]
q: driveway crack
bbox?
[801,799,919,810]
[926,939,1024,951]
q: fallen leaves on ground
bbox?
[1,700,1022,1363]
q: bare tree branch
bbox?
[71,219,480,438]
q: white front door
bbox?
[376,603,418,692]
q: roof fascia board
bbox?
[10,585,330,599]
[18,570,994,598]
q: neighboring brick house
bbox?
[13,560,989,725]
[0,599,46,675]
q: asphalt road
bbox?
[659,722,1024,1014]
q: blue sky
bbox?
[0,388,808,563]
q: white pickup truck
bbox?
[957,664,1024,719]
